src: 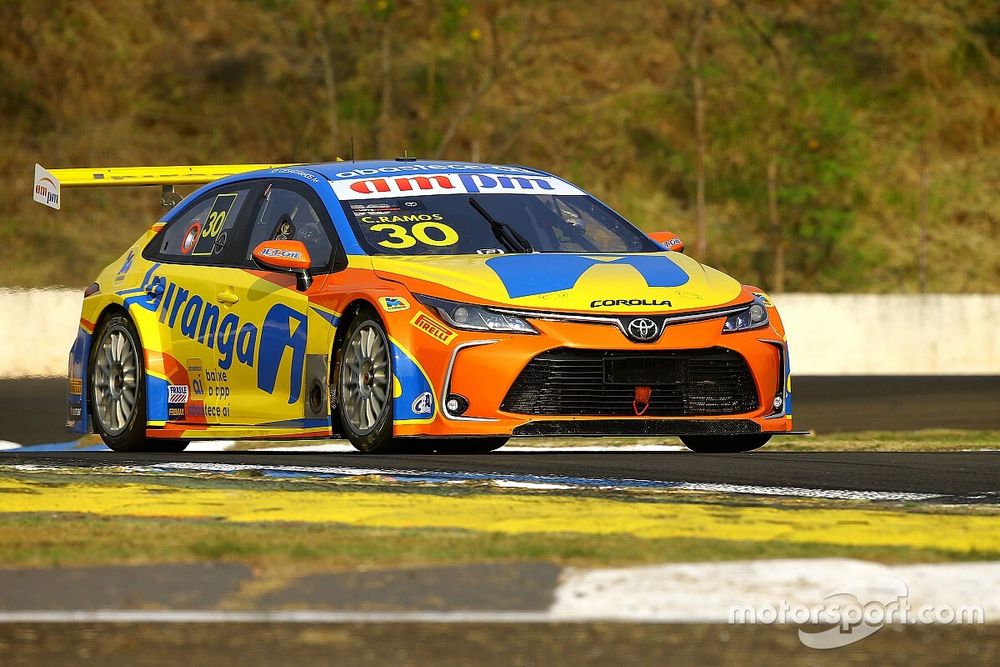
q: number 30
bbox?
[371,222,458,249]
[202,210,227,238]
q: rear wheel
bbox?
[680,434,771,453]
[90,313,190,454]
[90,313,148,452]
[337,309,397,453]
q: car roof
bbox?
[300,159,551,181]
[161,159,559,227]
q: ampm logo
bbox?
[485,254,690,299]
[332,172,584,200]
[33,164,61,210]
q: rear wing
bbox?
[32,162,298,210]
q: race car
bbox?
[34,159,794,454]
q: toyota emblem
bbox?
[626,317,660,342]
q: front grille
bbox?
[500,348,759,417]
[513,419,762,437]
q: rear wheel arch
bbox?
[87,305,133,411]
[88,304,188,453]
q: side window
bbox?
[245,184,335,271]
[154,187,251,262]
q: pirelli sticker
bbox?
[410,312,456,345]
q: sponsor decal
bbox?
[752,291,775,308]
[334,163,536,179]
[410,391,433,415]
[259,247,303,260]
[271,167,320,182]
[187,404,228,418]
[360,213,444,224]
[331,172,585,200]
[115,250,135,284]
[131,273,308,404]
[167,384,189,421]
[69,379,83,395]
[181,222,201,255]
[590,298,672,308]
[33,164,60,209]
[410,312,457,345]
[378,296,411,313]
[187,359,205,398]
[168,384,190,404]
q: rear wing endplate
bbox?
[33,162,298,210]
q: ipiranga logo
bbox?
[133,274,308,404]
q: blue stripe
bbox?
[310,306,340,327]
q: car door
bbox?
[144,182,258,425]
[219,179,342,427]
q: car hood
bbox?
[371,252,745,313]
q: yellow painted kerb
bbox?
[1,478,996,553]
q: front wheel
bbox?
[680,434,771,453]
[337,309,397,453]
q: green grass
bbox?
[766,429,1000,452]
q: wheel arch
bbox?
[328,298,381,435]
[89,297,175,428]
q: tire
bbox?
[336,308,397,453]
[426,438,509,454]
[89,313,150,452]
[680,434,771,453]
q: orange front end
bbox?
[390,299,793,439]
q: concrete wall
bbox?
[1,289,997,378]
[774,294,1000,375]
[0,289,82,379]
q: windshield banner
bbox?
[330,173,585,200]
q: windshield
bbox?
[339,190,660,256]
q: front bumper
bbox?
[393,312,792,438]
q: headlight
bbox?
[415,294,538,334]
[722,297,769,333]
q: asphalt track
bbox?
[2,450,997,498]
[1,376,997,499]
[2,375,1000,445]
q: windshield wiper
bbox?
[468,197,534,254]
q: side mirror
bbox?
[252,240,314,291]
[648,231,685,253]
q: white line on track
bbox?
[0,560,996,625]
[551,559,1000,622]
